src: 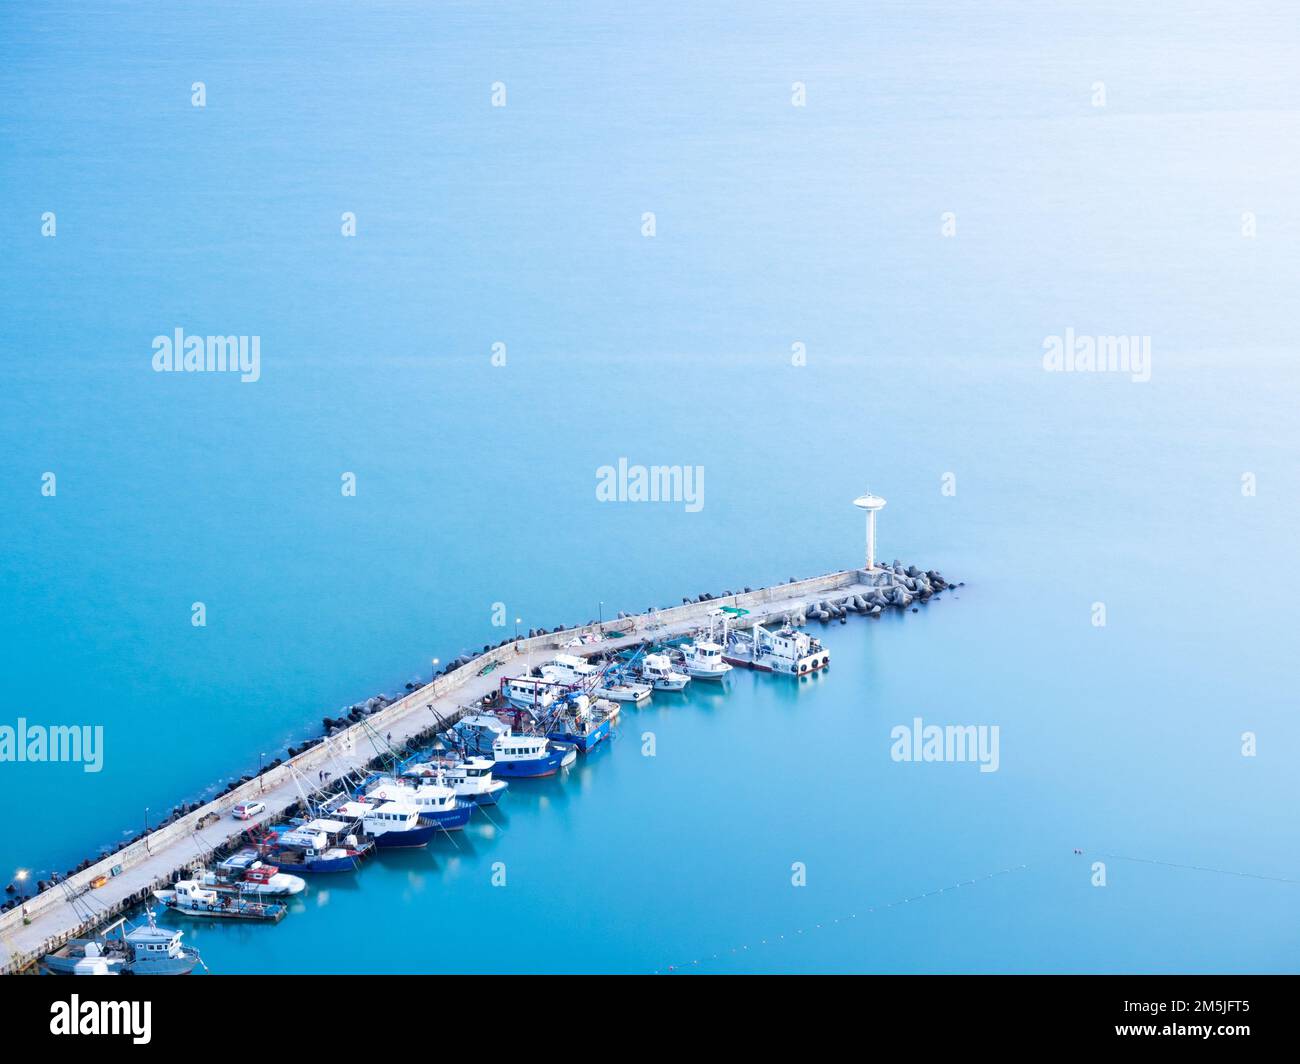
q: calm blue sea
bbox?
[2,1,1298,972]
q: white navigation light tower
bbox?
[853,492,887,570]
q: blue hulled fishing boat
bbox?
[331,798,444,848]
[539,691,613,753]
[455,715,576,777]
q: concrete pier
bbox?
[0,564,942,973]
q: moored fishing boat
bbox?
[543,653,602,686]
[153,879,287,922]
[724,623,830,675]
[547,651,649,704]
[596,675,652,704]
[199,850,306,896]
[638,652,690,691]
[403,754,509,805]
[330,798,445,847]
[679,640,733,680]
[41,910,203,975]
[501,673,561,710]
[455,715,576,777]
[259,819,373,873]
[540,690,614,753]
[360,774,475,830]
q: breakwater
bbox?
[0,562,955,973]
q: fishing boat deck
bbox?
[1,570,882,971]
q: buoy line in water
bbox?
[653,861,1039,974]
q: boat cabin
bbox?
[502,675,558,708]
[494,733,548,758]
[126,920,188,959]
[368,777,458,812]
[544,654,601,684]
[357,801,423,833]
[448,757,493,780]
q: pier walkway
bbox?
[0,567,889,972]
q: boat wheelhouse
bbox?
[543,653,602,689]
[680,640,733,680]
[501,673,561,710]
[444,756,509,803]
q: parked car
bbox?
[232,801,266,821]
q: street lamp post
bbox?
[431,657,440,681]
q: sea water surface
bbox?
[1,1,1298,972]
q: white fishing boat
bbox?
[331,798,450,846]
[724,624,830,675]
[200,850,306,896]
[359,776,474,831]
[546,651,648,703]
[639,652,690,691]
[501,673,560,710]
[543,653,602,689]
[153,879,287,922]
[403,755,509,805]
[680,640,733,680]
